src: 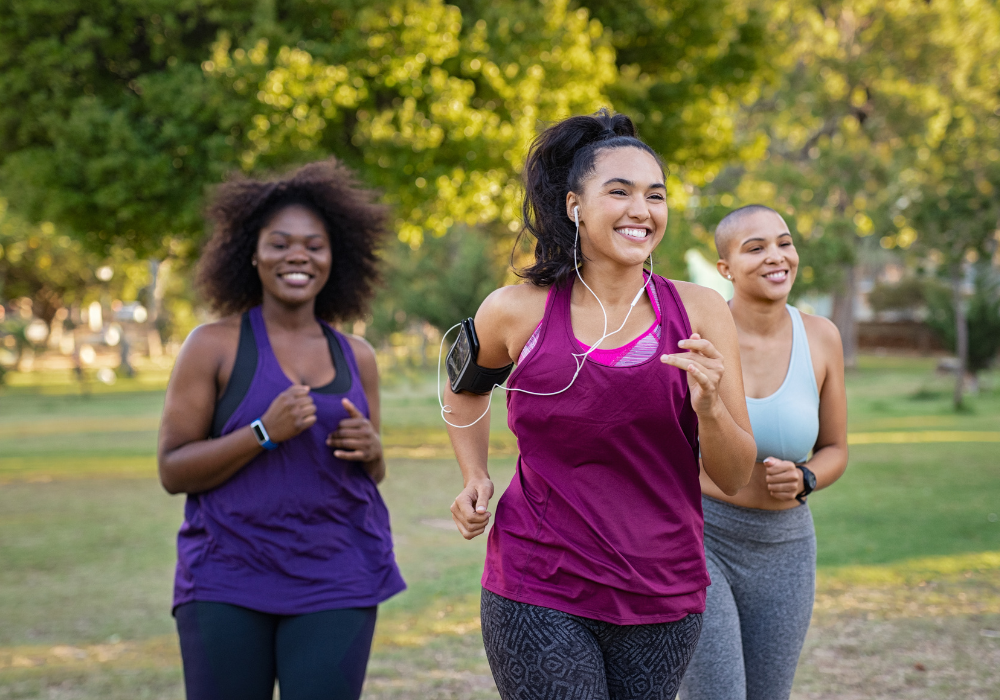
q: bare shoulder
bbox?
[175,316,240,365]
[345,334,377,369]
[800,312,843,355]
[477,282,549,324]
[165,317,242,398]
[671,280,730,334]
[672,280,727,306]
[475,281,549,364]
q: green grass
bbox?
[0,358,998,698]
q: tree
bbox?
[571,0,774,278]
[0,0,616,258]
[368,223,508,346]
[894,0,1000,408]
[207,0,617,246]
[0,198,149,322]
[924,267,1000,385]
[712,0,1000,370]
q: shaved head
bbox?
[714,204,783,259]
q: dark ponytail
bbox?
[515,108,663,286]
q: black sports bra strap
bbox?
[210,312,258,438]
[312,324,352,395]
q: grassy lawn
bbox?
[0,356,998,699]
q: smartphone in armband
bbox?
[446,318,513,395]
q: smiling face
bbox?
[566,147,667,270]
[254,204,332,309]
[718,210,798,302]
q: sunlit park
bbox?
[2,0,1000,698]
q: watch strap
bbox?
[251,418,278,450]
[795,464,816,503]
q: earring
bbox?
[727,274,732,280]
[252,259,258,267]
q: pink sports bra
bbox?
[518,275,662,368]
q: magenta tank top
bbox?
[483,274,707,624]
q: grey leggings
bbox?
[680,496,815,700]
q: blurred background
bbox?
[0,1,998,698]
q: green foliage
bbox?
[0,0,256,256]
[369,224,507,341]
[715,0,1000,298]
[0,199,150,318]
[3,0,999,342]
[578,0,773,182]
[924,267,1000,374]
[0,0,621,255]
[895,0,1000,267]
[867,276,927,313]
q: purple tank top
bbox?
[483,274,707,624]
[172,306,405,614]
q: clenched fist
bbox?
[259,384,317,444]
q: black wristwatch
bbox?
[795,465,817,504]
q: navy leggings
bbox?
[175,602,377,700]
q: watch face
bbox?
[803,468,817,490]
[252,423,266,444]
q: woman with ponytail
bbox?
[444,110,757,699]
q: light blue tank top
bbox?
[745,306,820,464]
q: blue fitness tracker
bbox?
[446,318,514,395]
[250,418,278,450]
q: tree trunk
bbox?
[832,263,858,369]
[951,265,968,410]
[146,259,168,358]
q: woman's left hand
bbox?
[327,398,382,463]
[764,457,804,500]
[661,333,726,417]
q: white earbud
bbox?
[437,200,653,429]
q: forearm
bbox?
[699,402,757,495]
[443,388,492,484]
[805,443,848,491]
[159,425,263,494]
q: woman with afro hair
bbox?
[157,159,405,700]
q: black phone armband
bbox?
[446,318,513,395]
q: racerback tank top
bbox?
[172,306,406,615]
[483,274,708,625]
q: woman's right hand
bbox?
[451,477,495,539]
[260,384,317,443]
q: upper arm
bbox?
[158,324,230,459]
[347,335,381,432]
[805,315,848,452]
[674,281,752,433]
[473,283,548,367]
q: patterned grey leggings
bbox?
[481,589,702,700]
[680,496,816,700]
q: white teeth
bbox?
[618,228,648,239]
[765,271,787,280]
[282,273,310,281]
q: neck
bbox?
[728,288,789,336]
[260,294,319,332]
[575,257,649,307]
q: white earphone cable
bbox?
[438,207,652,429]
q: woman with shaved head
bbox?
[680,205,849,700]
